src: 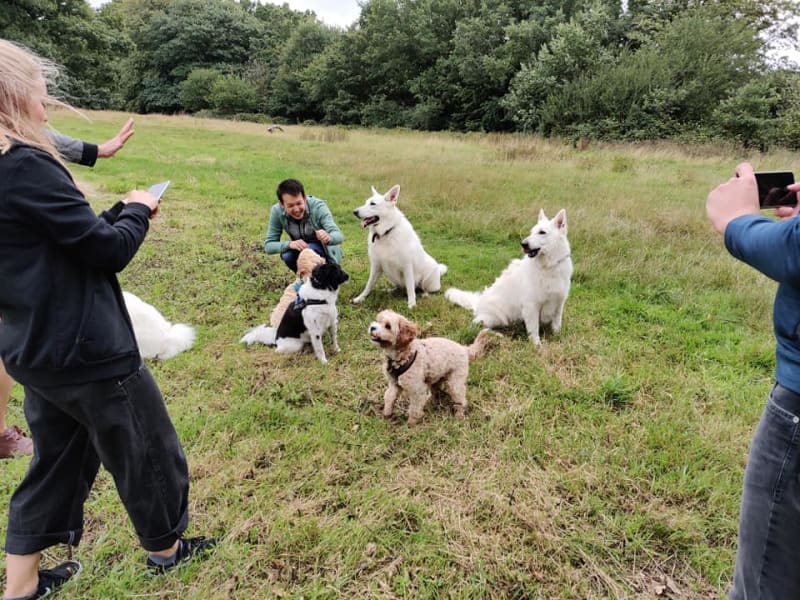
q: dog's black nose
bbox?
[353,209,359,216]
[521,240,530,249]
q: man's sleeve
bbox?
[725,214,800,285]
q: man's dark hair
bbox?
[276,178,305,203]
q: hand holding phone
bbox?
[754,171,797,208]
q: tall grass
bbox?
[2,111,797,598]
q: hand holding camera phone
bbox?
[754,171,797,209]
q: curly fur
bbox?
[368,309,493,424]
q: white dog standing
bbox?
[352,184,447,308]
[123,291,196,360]
[445,209,572,345]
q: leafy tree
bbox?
[179,68,221,112]
[209,74,259,114]
[121,0,261,113]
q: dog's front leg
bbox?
[382,383,400,418]
[309,331,328,364]
[522,307,542,346]
[551,298,567,335]
[403,266,417,308]
[352,262,382,304]
[330,318,340,353]
[406,385,431,425]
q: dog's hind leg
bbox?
[446,376,468,419]
[352,262,382,304]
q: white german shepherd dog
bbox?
[352,184,447,308]
[445,209,572,345]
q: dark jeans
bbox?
[5,364,189,554]
[281,242,325,273]
[729,383,800,599]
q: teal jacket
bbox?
[263,196,343,264]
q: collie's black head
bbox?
[310,262,350,291]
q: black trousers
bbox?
[4,364,189,554]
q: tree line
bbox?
[3,0,799,149]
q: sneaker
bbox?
[146,537,217,573]
[0,425,33,459]
[10,561,83,599]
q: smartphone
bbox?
[147,180,171,201]
[754,171,797,208]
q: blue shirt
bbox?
[725,214,800,394]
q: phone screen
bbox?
[755,171,797,208]
[147,180,171,201]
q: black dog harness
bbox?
[372,226,395,244]
[387,351,418,380]
[293,296,328,310]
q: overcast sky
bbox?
[87,0,361,27]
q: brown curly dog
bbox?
[369,309,493,424]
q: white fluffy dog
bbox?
[352,184,447,308]
[445,209,572,345]
[369,310,493,424]
[123,291,196,360]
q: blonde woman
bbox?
[0,40,215,600]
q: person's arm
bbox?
[48,129,98,167]
[7,149,153,273]
[264,204,290,255]
[312,198,343,246]
[725,215,800,285]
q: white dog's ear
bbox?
[385,184,400,204]
[553,209,567,231]
[371,185,379,197]
[538,208,548,222]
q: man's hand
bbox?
[315,229,331,244]
[97,118,134,158]
[774,183,800,220]
[289,239,309,251]
[706,162,760,235]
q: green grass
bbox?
[2,111,798,598]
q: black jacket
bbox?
[0,143,150,386]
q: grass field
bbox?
[2,111,798,599]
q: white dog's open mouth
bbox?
[524,246,540,258]
[361,216,379,228]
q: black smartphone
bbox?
[754,171,797,208]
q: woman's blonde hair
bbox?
[0,39,66,159]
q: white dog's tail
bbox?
[240,324,277,346]
[154,323,196,360]
[468,329,496,361]
[445,287,480,310]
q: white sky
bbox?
[87,0,361,27]
[262,0,361,28]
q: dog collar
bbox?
[387,351,417,379]
[293,296,328,310]
[372,226,395,243]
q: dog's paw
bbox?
[529,335,542,346]
[332,345,341,353]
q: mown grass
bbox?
[1,111,798,598]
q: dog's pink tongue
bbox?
[360,219,369,228]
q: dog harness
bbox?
[372,226,395,244]
[293,296,328,310]
[387,351,417,379]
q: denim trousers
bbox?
[4,364,189,554]
[281,241,325,273]
[729,383,800,599]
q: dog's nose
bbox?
[353,209,359,217]
[369,324,377,333]
[521,239,530,250]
